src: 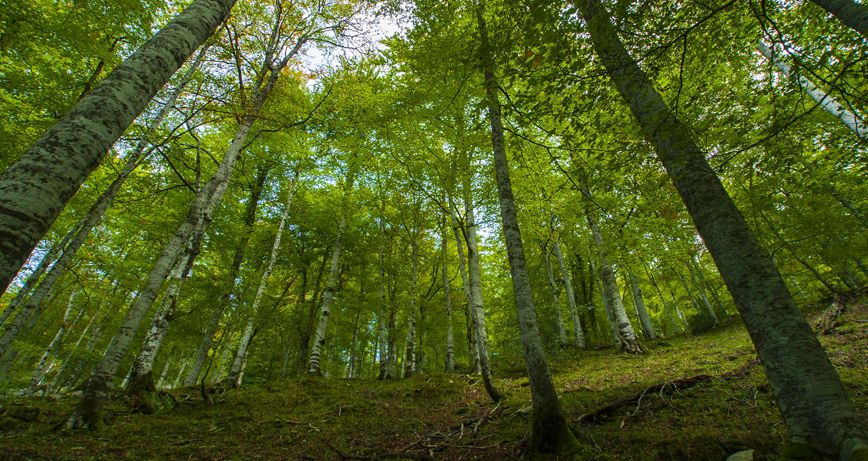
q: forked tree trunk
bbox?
[476,5,576,453]
[0,0,235,293]
[578,0,866,455]
[450,205,479,372]
[583,196,641,353]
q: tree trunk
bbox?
[228,173,297,386]
[553,241,585,348]
[476,5,576,453]
[583,195,641,353]
[0,0,235,293]
[628,271,657,340]
[442,214,455,372]
[308,168,355,375]
[0,45,210,362]
[28,289,78,393]
[578,0,866,455]
[685,259,719,326]
[377,207,391,379]
[809,0,868,37]
[757,41,866,139]
[67,111,248,430]
[403,240,419,378]
[450,205,479,372]
[1,233,71,324]
[184,164,268,386]
[542,243,569,347]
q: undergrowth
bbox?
[0,301,864,460]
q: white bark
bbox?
[553,241,584,348]
[542,244,568,347]
[442,216,455,372]
[0,0,235,294]
[0,46,210,362]
[587,214,640,353]
[229,174,297,385]
[758,41,867,139]
[28,289,78,393]
[403,241,419,378]
[449,205,479,372]
[628,271,657,340]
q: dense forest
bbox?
[0,0,865,459]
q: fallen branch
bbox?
[576,360,760,425]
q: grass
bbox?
[0,301,865,460]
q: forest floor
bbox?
[0,298,865,461]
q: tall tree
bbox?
[576,0,866,456]
[0,0,236,293]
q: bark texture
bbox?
[542,244,569,347]
[0,0,235,293]
[810,0,868,37]
[477,5,576,453]
[578,0,866,456]
[553,241,585,348]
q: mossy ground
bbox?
[0,301,864,460]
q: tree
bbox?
[0,0,236,293]
[575,0,866,456]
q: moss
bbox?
[0,301,865,459]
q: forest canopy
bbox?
[0,0,865,459]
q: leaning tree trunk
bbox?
[28,289,78,393]
[67,110,248,430]
[184,164,268,386]
[685,260,718,326]
[553,241,585,348]
[0,0,235,293]
[476,5,577,454]
[627,271,657,340]
[583,194,641,353]
[579,0,866,456]
[228,174,296,386]
[1,232,71,324]
[757,41,867,139]
[542,243,569,347]
[308,168,355,375]
[0,46,209,362]
[809,0,868,38]
[464,197,501,401]
[450,205,479,372]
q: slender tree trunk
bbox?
[403,241,419,378]
[809,0,868,37]
[590,254,622,345]
[542,244,569,347]
[0,0,235,293]
[757,41,867,139]
[686,260,719,326]
[28,289,77,393]
[578,0,866,455]
[228,174,297,386]
[184,165,268,386]
[377,211,391,379]
[308,168,355,375]
[583,196,641,353]
[476,6,575,453]
[0,46,210,363]
[1,234,71,324]
[628,271,657,340]
[553,241,585,348]
[450,206,479,372]
[441,214,456,372]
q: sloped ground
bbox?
[0,300,865,460]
